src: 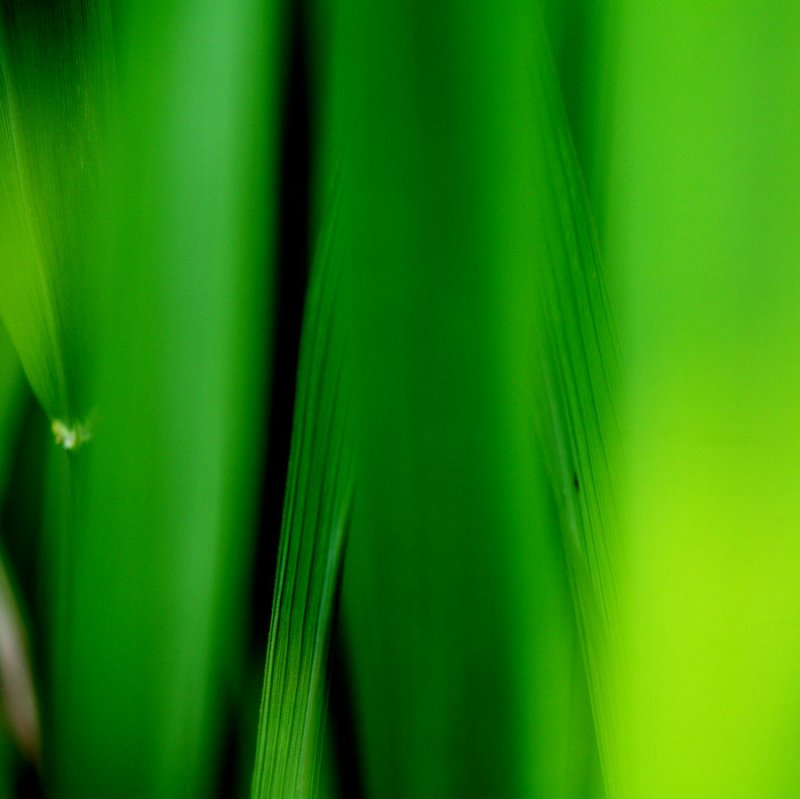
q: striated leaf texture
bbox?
[252,170,353,798]
[327,2,621,798]
[528,24,623,799]
[0,0,111,435]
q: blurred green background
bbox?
[0,1,799,797]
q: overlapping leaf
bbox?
[0,0,111,439]
[328,3,619,798]
[50,0,283,794]
[252,170,352,798]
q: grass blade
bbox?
[328,3,617,797]
[50,0,283,794]
[0,0,111,435]
[252,168,352,798]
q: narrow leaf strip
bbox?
[253,173,352,798]
[529,24,623,798]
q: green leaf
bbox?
[325,2,618,797]
[527,24,622,797]
[49,0,284,794]
[0,0,111,433]
[252,168,352,798]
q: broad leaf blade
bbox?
[51,0,283,794]
[330,3,618,797]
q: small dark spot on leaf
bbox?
[572,473,580,493]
